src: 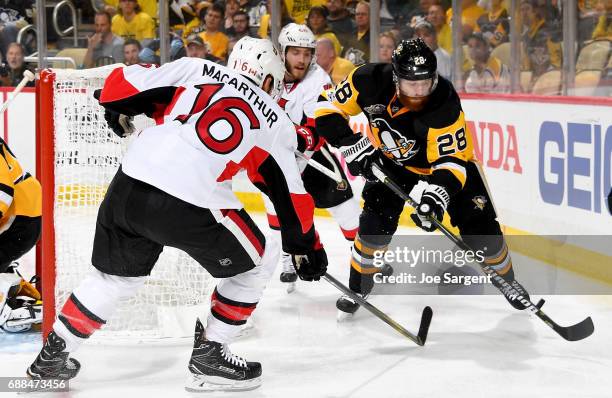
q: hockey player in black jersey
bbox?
[314,38,530,316]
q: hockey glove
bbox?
[295,125,325,153]
[410,184,450,232]
[93,89,135,138]
[291,248,328,281]
[104,109,135,138]
[339,134,380,182]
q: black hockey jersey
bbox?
[314,63,475,195]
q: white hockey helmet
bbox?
[278,23,317,66]
[227,37,285,100]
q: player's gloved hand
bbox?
[295,125,325,153]
[410,184,450,232]
[291,248,328,281]
[339,134,380,182]
[104,109,135,138]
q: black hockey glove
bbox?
[93,89,135,138]
[104,109,135,138]
[410,184,450,232]
[291,247,328,281]
[338,134,380,182]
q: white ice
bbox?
[1,215,611,398]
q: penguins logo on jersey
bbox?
[373,118,418,161]
[472,195,487,211]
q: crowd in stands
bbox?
[0,0,608,96]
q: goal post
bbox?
[36,66,217,340]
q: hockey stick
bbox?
[0,70,35,115]
[295,151,343,183]
[323,272,433,346]
[370,163,594,342]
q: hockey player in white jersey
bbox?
[266,24,360,291]
[27,37,328,392]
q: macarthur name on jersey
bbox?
[202,63,279,128]
[315,63,474,195]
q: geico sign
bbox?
[539,121,611,214]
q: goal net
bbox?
[37,66,217,339]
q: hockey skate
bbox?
[186,318,262,392]
[336,292,369,322]
[491,269,531,310]
[279,252,297,293]
[27,331,81,380]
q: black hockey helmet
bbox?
[391,38,438,102]
[391,38,437,81]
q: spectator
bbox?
[96,0,157,19]
[446,0,486,41]
[326,0,356,48]
[413,21,451,78]
[378,32,397,63]
[520,0,562,81]
[464,33,510,93]
[307,6,343,56]
[258,0,295,39]
[228,10,252,40]
[84,11,125,68]
[408,0,436,22]
[182,2,213,37]
[475,0,509,48]
[579,0,602,43]
[0,43,33,87]
[316,37,355,84]
[198,3,230,61]
[111,0,156,43]
[592,0,612,39]
[227,36,239,60]
[285,0,320,24]
[342,1,370,65]
[427,3,452,53]
[185,34,222,62]
[0,1,35,59]
[224,0,241,33]
[123,38,142,65]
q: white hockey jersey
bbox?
[278,64,333,126]
[98,58,318,253]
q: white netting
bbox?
[51,66,216,338]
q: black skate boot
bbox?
[186,318,262,392]
[27,331,81,380]
[491,269,531,310]
[336,293,369,321]
[279,253,297,293]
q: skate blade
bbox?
[286,282,296,294]
[336,310,355,322]
[185,374,261,392]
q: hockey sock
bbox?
[327,198,360,241]
[348,233,389,294]
[54,269,146,352]
[482,241,514,278]
[207,288,257,344]
[206,237,278,344]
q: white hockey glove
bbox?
[339,134,380,182]
[410,184,450,232]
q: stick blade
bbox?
[416,306,433,346]
[555,316,594,342]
